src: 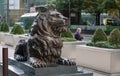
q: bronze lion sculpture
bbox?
[14,5,76,68]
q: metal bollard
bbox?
[3,48,8,76]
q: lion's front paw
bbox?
[29,57,47,68]
[32,60,47,68]
[57,58,76,65]
[14,54,27,61]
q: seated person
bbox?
[74,28,84,41]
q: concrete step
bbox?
[0,63,25,76]
[8,65,25,76]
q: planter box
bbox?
[76,45,120,73]
[4,33,14,46]
[0,32,8,43]
[13,34,28,46]
[0,33,28,46]
[61,41,86,61]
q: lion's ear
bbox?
[47,4,56,11]
[36,6,48,13]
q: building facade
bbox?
[0,0,4,16]
[0,0,7,23]
[0,0,47,25]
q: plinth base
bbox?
[1,58,93,76]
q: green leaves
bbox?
[0,22,9,32]
[10,24,25,35]
[87,28,120,49]
[61,29,73,38]
[92,28,107,42]
[108,28,120,44]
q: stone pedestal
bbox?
[1,58,93,76]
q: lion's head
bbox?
[47,5,69,36]
[31,4,69,37]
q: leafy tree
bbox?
[82,0,105,25]
[48,0,120,25]
[53,0,83,25]
[102,0,119,18]
[47,0,56,4]
[114,0,120,18]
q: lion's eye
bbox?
[56,14,60,17]
[50,14,55,17]
[51,14,59,17]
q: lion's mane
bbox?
[28,5,68,64]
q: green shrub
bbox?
[106,26,120,32]
[61,37,77,42]
[0,22,9,32]
[87,28,120,49]
[91,28,107,42]
[95,41,108,48]
[86,41,108,48]
[11,24,25,35]
[108,28,120,44]
[86,42,94,46]
[87,41,120,49]
[61,29,73,38]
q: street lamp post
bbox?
[6,0,9,24]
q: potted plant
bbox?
[76,28,120,74]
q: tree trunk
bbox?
[95,12,101,25]
[119,10,120,19]
[77,0,82,25]
[77,11,82,25]
[77,11,80,25]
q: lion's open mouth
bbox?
[54,25,67,32]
